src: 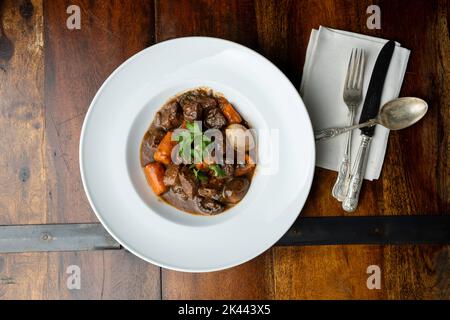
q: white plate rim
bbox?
[79,36,316,272]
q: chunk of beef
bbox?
[222,164,235,178]
[155,101,182,130]
[198,184,221,201]
[207,176,226,190]
[178,167,198,198]
[181,100,202,122]
[163,164,180,187]
[204,108,227,129]
[140,128,166,166]
[194,95,217,109]
[222,177,250,204]
[172,184,188,201]
[195,196,224,215]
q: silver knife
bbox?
[342,40,396,212]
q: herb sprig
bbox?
[209,164,226,177]
[174,121,212,163]
[174,121,227,181]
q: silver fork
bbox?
[332,48,365,201]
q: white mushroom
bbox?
[225,124,255,152]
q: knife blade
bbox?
[359,40,395,136]
[342,40,395,212]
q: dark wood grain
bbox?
[42,0,160,300]
[1,0,160,299]
[0,0,45,226]
[0,0,448,299]
[44,0,155,223]
[157,0,450,300]
[269,0,450,300]
[162,251,274,300]
[0,0,50,300]
[155,0,277,300]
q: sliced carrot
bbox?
[154,131,176,164]
[220,97,242,124]
[144,162,167,196]
[153,150,171,165]
[158,131,176,155]
[195,162,206,170]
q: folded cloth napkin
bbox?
[300,26,410,180]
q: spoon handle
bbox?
[314,120,375,142]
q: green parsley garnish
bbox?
[189,164,208,182]
[173,121,212,163]
[209,164,226,177]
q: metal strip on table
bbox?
[0,223,121,253]
[0,216,449,253]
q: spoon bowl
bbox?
[378,97,428,130]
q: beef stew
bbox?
[140,88,256,215]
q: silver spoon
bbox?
[315,97,428,141]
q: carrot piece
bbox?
[144,162,168,196]
[196,162,211,170]
[158,131,175,155]
[220,98,242,124]
[153,150,171,165]
[154,131,175,164]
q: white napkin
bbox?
[300,26,410,180]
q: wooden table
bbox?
[0,0,448,299]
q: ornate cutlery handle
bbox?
[332,153,350,201]
[342,135,372,212]
[332,111,355,201]
[314,127,348,141]
[315,120,376,142]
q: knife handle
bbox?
[342,135,372,212]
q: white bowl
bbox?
[80,37,315,272]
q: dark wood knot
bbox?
[19,0,34,20]
[19,167,30,183]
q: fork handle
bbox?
[332,111,355,201]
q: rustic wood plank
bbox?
[376,0,449,299]
[273,245,450,299]
[44,251,160,300]
[1,0,161,300]
[42,0,160,300]
[44,0,155,223]
[157,0,449,300]
[162,251,274,300]
[375,0,449,216]
[0,0,51,300]
[263,0,450,299]
[0,250,160,299]
[155,0,274,300]
[155,0,258,46]
[0,0,45,226]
